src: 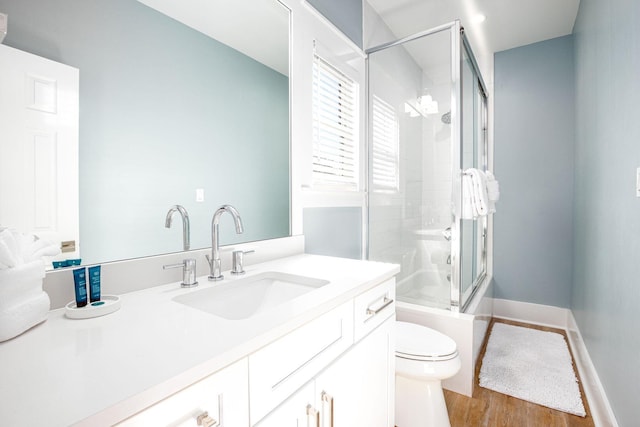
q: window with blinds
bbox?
[312,53,359,190]
[371,96,399,191]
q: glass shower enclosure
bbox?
[366,21,488,312]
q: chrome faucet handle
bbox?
[231,250,255,275]
[163,258,198,288]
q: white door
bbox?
[0,44,79,262]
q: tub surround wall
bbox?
[493,35,575,308]
[572,1,640,425]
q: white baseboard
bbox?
[566,312,619,427]
[492,298,569,329]
[491,299,618,427]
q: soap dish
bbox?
[65,295,121,319]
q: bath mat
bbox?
[479,322,586,417]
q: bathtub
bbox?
[395,272,493,397]
[396,269,451,310]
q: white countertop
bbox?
[0,254,399,426]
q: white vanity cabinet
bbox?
[116,359,249,427]
[253,279,396,427]
[314,317,394,427]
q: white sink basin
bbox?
[172,271,330,320]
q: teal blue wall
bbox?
[307,0,363,48]
[572,0,640,424]
[0,0,289,264]
[303,207,362,260]
[493,36,575,307]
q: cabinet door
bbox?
[117,359,249,427]
[254,382,317,427]
[315,317,394,427]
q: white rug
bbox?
[479,322,586,417]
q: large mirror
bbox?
[0,0,291,266]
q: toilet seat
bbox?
[396,321,458,362]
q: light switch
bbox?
[637,168,640,198]
[196,188,205,202]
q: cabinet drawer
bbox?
[117,359,248,427]
[248,301,354,424]
[353,278,395,342]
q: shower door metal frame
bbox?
[456,28,489,312]
[364,21,489,312]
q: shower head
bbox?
[441,111,451,125]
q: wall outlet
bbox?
[196,188,205,202]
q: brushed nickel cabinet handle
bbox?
[196,411,218,427]
[321,391,334,427]
[306,404,320,427]
[366,297,394,316]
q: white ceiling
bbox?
[368,0,580,55]
[137,0,289,75]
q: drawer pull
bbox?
[306,404,320,427]
[321,391,334,427]
[196,411,218,427]
[366,297,394,316]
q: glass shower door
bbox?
[367,25,455,310]
[366,23,488,312]
[459,36,488,309]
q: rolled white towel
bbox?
[0,260,47,308]
[0,229,21,267]
[26,240,61,262]
[0,291,50,342]
[0,239,18,269]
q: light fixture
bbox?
[472,13,486,24]
[404,102,420,118]
[419,95,439,115]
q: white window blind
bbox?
[371,96,399,191]
[312,53,359,190]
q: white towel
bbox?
[469,168,489,216]
[485,171,500,214]
[462,168,490,218]
[486,171,500,200]
[462,173,476,219]
[0,230,20,267]
[0,229,60,269]
[0,239,18,268]
[0,291,50,342]
[0,260,47,308]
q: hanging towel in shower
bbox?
[462,168,489,218]
[462,173,476,219]
[486,171,500,213]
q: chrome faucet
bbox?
[165,205,191,251]
[206,205,244,281]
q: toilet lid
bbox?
[396,321,457,360]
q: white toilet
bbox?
[395,321,461,427]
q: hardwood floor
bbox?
[444,318,595,427]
